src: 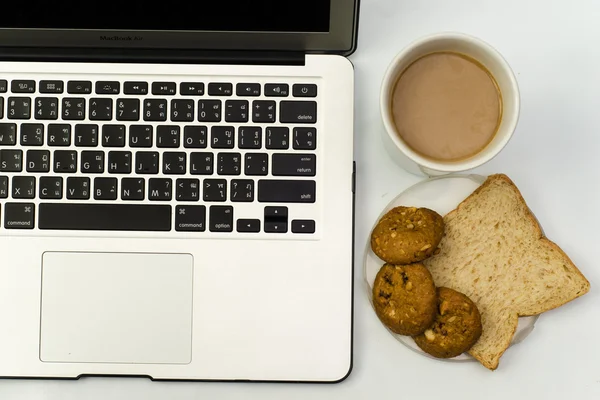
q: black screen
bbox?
[1,1,331,32]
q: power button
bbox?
[292,84,318,97]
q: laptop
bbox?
[0,0,359,383]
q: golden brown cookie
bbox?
[413,287,482,358]
[371,206,444,264]
[372,263,437,336]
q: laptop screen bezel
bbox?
[0,0,359,56]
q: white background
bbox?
[3,0,600,398]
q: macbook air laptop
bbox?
[0,0,359,383]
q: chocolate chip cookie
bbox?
[371,206,444,264]
[372,263,437,336]
[413,287,483,358]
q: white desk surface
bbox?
[3,0,600,398]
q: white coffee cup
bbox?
[380,32,520,176]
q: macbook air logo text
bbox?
[99,35,143,41]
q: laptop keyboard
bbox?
[0,77,319,235]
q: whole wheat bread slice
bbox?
[423,174,590,370]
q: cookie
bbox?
[413,287,483,358]
[371,206,444,264]
[372,263,437,336]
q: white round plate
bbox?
[364,174,538,362]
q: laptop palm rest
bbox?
[40,252,193,365]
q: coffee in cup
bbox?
[391,52,502,162]
[380,33,520,176]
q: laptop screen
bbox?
[1,1,331,33]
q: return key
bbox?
[272,154,316,177]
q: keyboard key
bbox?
[203,179,227,202]
[39,80,64,94]
[94,177,118,200]
[108,151,132,174]
[183,126,207,148]
[264,83,289,97]
[67,81,92,94]
[81,151,105,173]
[0,176,7,198]
[12,176,35,199]
[175,205,206,232]
[62,98,85,120]
[272,153,316,177]
[252,100,276,123]
[116,98,140,121]
[26,150,50,172]
[217,152,241,175]
[293,84,318,98]
[0,97,3,118]
[66,177,90,200]
[198,100,221,122]
[293,127,317,150]
[238,127,262,149]
[190,152,214,175]
[20,124,44,146]
[121,178,145,200]
[225,100,249,123]
[149,178,172,201]
[211,126,235,149]
[208,83,233,96]
[8,97,31,119]
[38,204,171,231]
[11,80,35,93]
[176,179,200,201]
[1,149,23,172]
[231,179,254,202]
[48,124,71,146]
[123,81,148,95]
[180,82,204,96]
[157,125,180,148]
[129,125,153,147]
[152,82,176,95]
[0,80,7,93]
[135,151,159,174]
[39,177,63,199]
[280,101,317,124]
[171,99,194,122]
[244,153,268,176]
[53,150,77,173]
[292,219,316,234]
[265,206,288,219]
[264,206,289,233]
[95,81,120,95]
[5,203,35,229]
[209,206,233,232]
[237,219,260,233]
[163,152,186,175]
[89,98,112,120]
[144,99,167,121]
[0,123,16,145]
[258,180,316,203]
[266,127,289,149]
[35,97,59,120]
[236,83,261,97]
[74,124,99,147]
[102,125,126,147]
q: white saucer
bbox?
[363,174,538,362]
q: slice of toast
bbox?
[423,174,590,370]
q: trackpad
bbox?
[40,252,193,364]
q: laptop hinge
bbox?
[0,47,306,66]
